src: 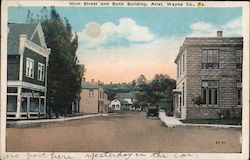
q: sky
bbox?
[8,7,242,83]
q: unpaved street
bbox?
[7,112,241,152]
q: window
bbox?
[202,50,219,69]
[38,63,45,81]
[21,97,27,112]
[7,95,17,112]
[183,53,185,73]
[40,98,45,112]
[30,98,39,112]
[180,58,182,75]
[99,91,102,98]
[7,87,17,93]
[182,83,185,106]
[89,90,94,98]
[202,81,218,106]
[237,82,242,105]
[236,50,243,69]
[26,58,34,78]
[177,62,179,78]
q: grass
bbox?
[181,118,242,125]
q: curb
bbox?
[185,123,242,128]
[7,114,108,127]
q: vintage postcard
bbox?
[1,0,249,160]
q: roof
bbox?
[81,82,99,89]
[81,82,107,92]
[114,92,137,99]
[111,98,129,105]
[174,36,243,63]
[120,100,129,105]
[8,23,39,55]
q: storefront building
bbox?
[7,23,50,119]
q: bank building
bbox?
[173,31,243,119]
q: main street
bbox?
[7,112,241,152]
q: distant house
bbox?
[110,99,121,111]
[114,92,137,110]
[80,82,109,114]
[109,98,132,111]
[7,23,51,119]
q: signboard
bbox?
[21,92,40,98]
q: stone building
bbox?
[173,31,243,119]
[79,82,109,114]
[7,23,50,119]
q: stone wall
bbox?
[179,38,243,119]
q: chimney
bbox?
[217,31,223,38]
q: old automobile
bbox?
[146,105,159,118]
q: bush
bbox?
[192,96,204,106]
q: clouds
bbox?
[222,16,242,36]
[76,16,242,83]
[188,16,242,37]
[77,18,155,49]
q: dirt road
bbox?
[7,112,241,152]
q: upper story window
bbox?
[236,50,243,69]
[38,62,45,81]
[26,58,34,78]
[177,62,179,78]
[202,50,219,69]
[89,90,94,98]
[183,53,185,73]
[99,91,102,99]
[179,58,182,75]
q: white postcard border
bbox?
[1,1,249,160]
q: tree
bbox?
[27,7,83,116]
[135,74,147,91]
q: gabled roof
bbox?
[111,98,129,105]
[7,23,46,55]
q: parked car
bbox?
[146,105,159,118]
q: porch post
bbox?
[16,87,21,119]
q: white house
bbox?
[110,99,121,111]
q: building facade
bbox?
[79,82,109,114]
[7,23,51,119]
[110,99,121,111]
[173,31,243,119]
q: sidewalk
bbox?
[159,111,241,128]
[7,113,108,127]
[159,111,185,128]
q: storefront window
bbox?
[7,87,17,93]
[30,98,39,112]
[21,97,27,112]
[7,95,17,112]
[40,98,45,112]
